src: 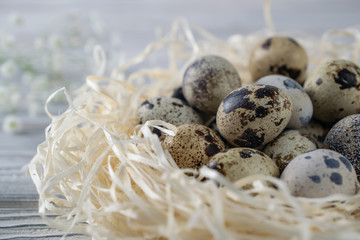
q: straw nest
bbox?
[28,3,360,239]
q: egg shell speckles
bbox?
[162,124,226,169]
[281,149,359,198]
[264,130,317,172]
[325,114,360,178]
[249,36,308,84]
[256,75,313,129]
[182,55,242,114]
[136,97,202,126]
[216,84,292,149]
[208,148,279,183]
[304,59,360,123]
[298,118,329,148]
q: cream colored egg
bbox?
[216,85,292,149]
[281,149,359,198]
[162,124,225,169]
[264,130,317,172]
[136,97,202,126]
[208,148,279,182]
[304,59,360,123]
[182,55,242,114]
[249,36,308,84]
[256,75,313,129]
[298,118,329,148]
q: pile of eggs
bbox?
[136,36,360,198]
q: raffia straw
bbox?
[264,0,275,35]
[28,1,360,239]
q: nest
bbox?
[28,2,360,239]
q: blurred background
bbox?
[0,0,359,133]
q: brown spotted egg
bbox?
[298,118,330,148]
[208,148,279,183]
[162,124,226,169]
[264,130,317,172]
[304,59,360,123]
[216,85,292,149]
[281,149,359,198]
[182,55,242,114]
[325,114,360,178]
[249,36,308,84]
[136,97,202,126]
[256,75,313,129]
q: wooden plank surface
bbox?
[0,126,90,238]
[0,0,359,239]
[0,208,89,240]
[0,131,43,207]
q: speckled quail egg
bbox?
[256,75,313,129]
[206,117,232,148]
[325,114,360,179]
[216,85,292,149]
[249,36,308,84]
[264,130,317,172]
[136,97,202,126]
[162,124,226,169]
[182,55,242,114]
[208,148,279,183]
[304,59,360,123]
[298,119,330,148]
[281,149,359,198]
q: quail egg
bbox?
[182,55,242,114]
[136,97,202,126]
[208,148,279,183]
[304,59,360,123]
[264,130,317,172]
[325,114,360,178]
[216,85,292,149]
[281,149,359,198]
[162,124,226,169]
[298,118,330,148]
[256,75,313,129]
[249,36,308,84]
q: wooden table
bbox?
[0,127,90,239]
[0,0,359,238]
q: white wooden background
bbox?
[0,0,359,239]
